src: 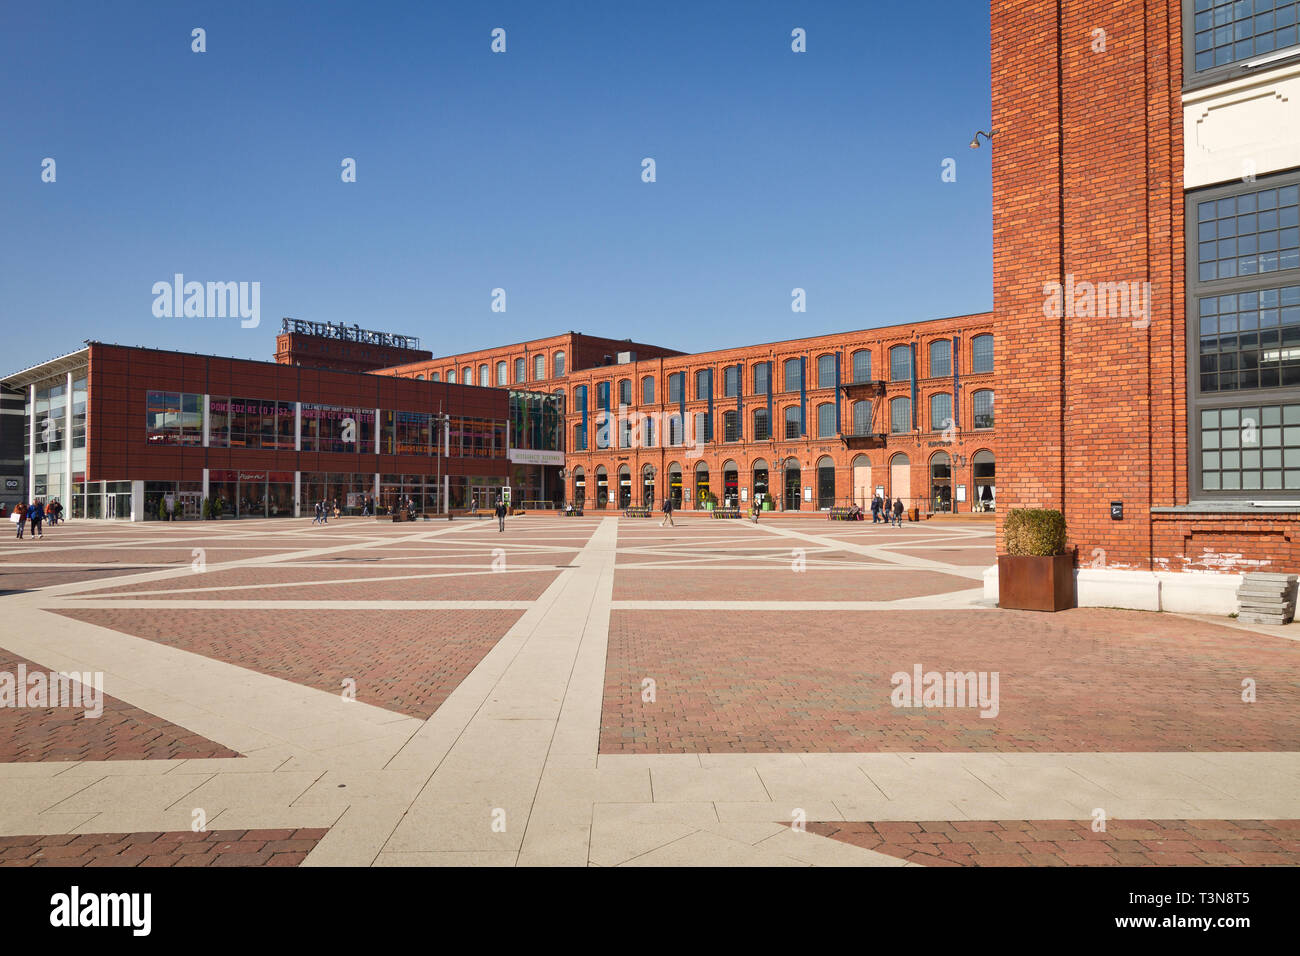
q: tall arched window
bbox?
[753,408,771,441]
[972,334,994,374]
[668,414,683,446]
[496,361,507,386]
[430,372,440,382]
[534,354,546,380]
[816,402,836,438]
[851,349,871,383]
[462,366,472,384]
[723,409,739,442]
[554,351,566,377]
[515,357,526,383]
[973,390,995,429]
[852,400,872,435]
[696,369,711,399]
[931,393,953,432]
[784,406,802,439]
[929,340,952,378]
[618,378,632,407]
[783,358,803,392]
[573,422,587,451]
[817,354,836,388]
[642,376,655,404]
[415,374,424,381]
[754,363,771,394]
[447,369,456,384]
[889,346,912,382]
[479,364,490,387]
[890,396,912,434]
[642,415,655,447]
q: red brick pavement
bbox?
[0,652,240,762]
[601,609,1300,753]
[612,569,975,601]
[806,819,1300,866]
[0,567,161,592]
[54,608,522,719]
[0,828,328,867]
[79,566,560,602]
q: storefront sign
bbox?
[956,484,967,502]
[507,448,565,466]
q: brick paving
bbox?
[0,828,328,867]
[0,567,161,592]
[0,651,240,762]
[612,568,975,601]
[601,608,1300,752]
[806,819,1300,866]
[53,608,521,719]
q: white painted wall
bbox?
[1185,60,1300,189]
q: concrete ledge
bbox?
[982,566,1243,616]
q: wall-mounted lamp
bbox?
[969,129,996,150]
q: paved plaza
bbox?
[0,513,1296,867]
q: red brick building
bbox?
[558,314,996,513]
[990,0,1300,610]
[275,318,432,373]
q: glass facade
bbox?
[1192,0,1300,74]
[209,397,294,449]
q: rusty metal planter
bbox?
[997,553,1075,612]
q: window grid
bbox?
[889,346,911,382]
[816,402,836,438]
[1200,403,1300,490]
[724,365,739,398]
[890,397,911,434]
[554,352,566,377]
[973,390,995,429]
[817,355,836,389]
[1199,284,1300,391]
[1193,0,1300,73]
[851,350,872,383]
[931,393,954,432]
[930,340,952,379]
[754,364,770,394]
[724,410,739,442]
[754,408,771,441]
[642,376,655,404]
[1197,185,1300,281]
[972,335,995,374]
[784,359,802,392]
[852,400,872,436]
[784,407,801,440]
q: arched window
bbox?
[851,349,872,383]
[496,361,507,386]
[668,373,684,404]
[618,378,632,408]
[753,407,771,441]
[930,451,953,513]
[973,390,995,429]
[447,369,456,384]
[696,369,711,400]
[930,340,952,378]
[784,406,802,439]
[572,466,585,506]
[515,357,526,383]
[642,376,655,404]
[889,452,912,501]
[972,334,994,374]
[889,345,912,382]
[462,366,472,384]
[817,354,836,388]
[534,354,546,380]
[973,450,996,510]
[754,363,771,394]
[430,372,440,382]
[554,351,566,377]
[573,422,587,451]
[723,365,739,397]
[694,411,712,443]
[852,400,872,436]
[668,414,683,446]
[723,409,739,442]
[890,396,912,433]
[479,364,490,387]
[931,393,953,432]
[642,415,655,447]
[816,455,836,509]
[415,374,424,381]
[816,402,836,437]
[783,358,803,392]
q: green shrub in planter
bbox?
[1004,508,1066,556]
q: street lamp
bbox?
[969,129,996,149]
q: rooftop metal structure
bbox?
[279,317,420,351]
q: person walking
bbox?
[12,501,25,539]
[29,500,45,539]
[870,496,880,524]
[892,496,904,527]
[660,494,675,528]
[312,501,322,525]
[321,500,329,524]
[495,498,507,532]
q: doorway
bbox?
[783,465,801,511]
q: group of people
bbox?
[871,495,907,527]
[311,499,340,524]
[8,499,61,539]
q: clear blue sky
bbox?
[0,0,992,372]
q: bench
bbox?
[828,507,864,521]
[623,507,652,518]
[561,508,584,517]
[710,507,742,519]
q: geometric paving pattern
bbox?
[0,827,328,867]
[806,818,1300,866]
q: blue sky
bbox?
[0,1,992,372]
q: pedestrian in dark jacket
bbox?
[892,497,904,527]
[495,499,507,532]
[28,501,45,539]
[660,495,675,528]
[870,496,880,523]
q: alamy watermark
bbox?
[152,274,260,328]
[890,665,999,718]
[1043,273,1152,329]
[0,665,104,718]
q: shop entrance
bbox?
[816,458,836,510]
[722,463,739,508]
[105,493,131,520]
[784,466,801,511]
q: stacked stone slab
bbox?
[1236,573,1297,626]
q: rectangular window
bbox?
[1190,172,1300,498]
[145,391,204,446]
[973,390,995,430]
[971,335,994,374]
[784,359,803,392]
[534,355,546,380]
[642,376,655,404]
[515,358,525,383]
[1189,0,1300,77]
[853,400,872,435]
[554,352,566,377]
[724,411,739,441]
[784,408,801,439]
[1200,404,1300,491]
[816,402,836,437]
[754,409,771,441]
[301,404,375,454]
[619,379,632,407]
